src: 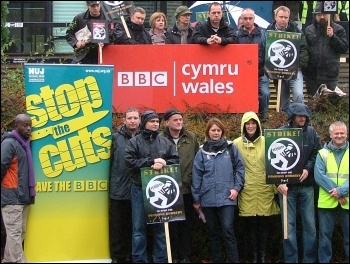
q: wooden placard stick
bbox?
[121,15,131,38]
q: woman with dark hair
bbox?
[191,117,245,263]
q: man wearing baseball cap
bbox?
[160,109,199,263]
[125,110,179,263]
[66,1,111,64]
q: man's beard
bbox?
[318,19,328,29]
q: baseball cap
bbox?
[86,1,100,5]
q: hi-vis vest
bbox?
[338,1,349,21]
[301,1,317,25]
[318,148,349,209]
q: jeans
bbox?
[280,69,304,113]
[1,205,29,263]
[258,74,270,120]
[131,184,167,263]
[202,205,239,263]
[318,206,349,263]
[169,193,194,261]
[278,185,317,263]
[109,198,132,261]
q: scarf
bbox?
[203,138,228,153]
[150,29,166,45]
[176,21,190,44]
[12,130,36,197]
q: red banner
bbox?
[103,44,258,113]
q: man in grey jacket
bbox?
[1,114,35,263]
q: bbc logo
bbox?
[117,72,167,86]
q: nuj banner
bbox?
[141,165,185,224]
[24,64,114,262]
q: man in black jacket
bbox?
[113,7,151,44]
[125,110,179,263]
[303,1,349,96]
[109,108,140,263]
[276,103,322,263]
[66,1,112,64]
[192,2,238,45]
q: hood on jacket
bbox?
[117,124,139,138]
[286,103,311,125]
[240,111,261,139]
[323,140,349,152]
[1,131,14,142]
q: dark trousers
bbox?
[203,205,239,263]
[169,193,195,261]
[109,198,132,261]
[243,216,272,261]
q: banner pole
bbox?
[283,190,288,239]
[276,79,282,112]
[164,221,172,263]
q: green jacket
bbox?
[234,111,280,217]
[161,127,199,194]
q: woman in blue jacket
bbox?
[192,118,245,263]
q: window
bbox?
[7,1,48,54]
[52,1,86,54]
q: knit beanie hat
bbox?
[141,110,159,129]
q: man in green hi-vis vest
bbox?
[299,1,318,32]
[315,121,349,263]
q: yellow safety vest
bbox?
[317,148,349,209]
[301,1,318,24]
[338,1,349,21]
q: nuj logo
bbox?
[28,68,45,75]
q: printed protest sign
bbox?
[141,165,185,224]
[265,128,303,184]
